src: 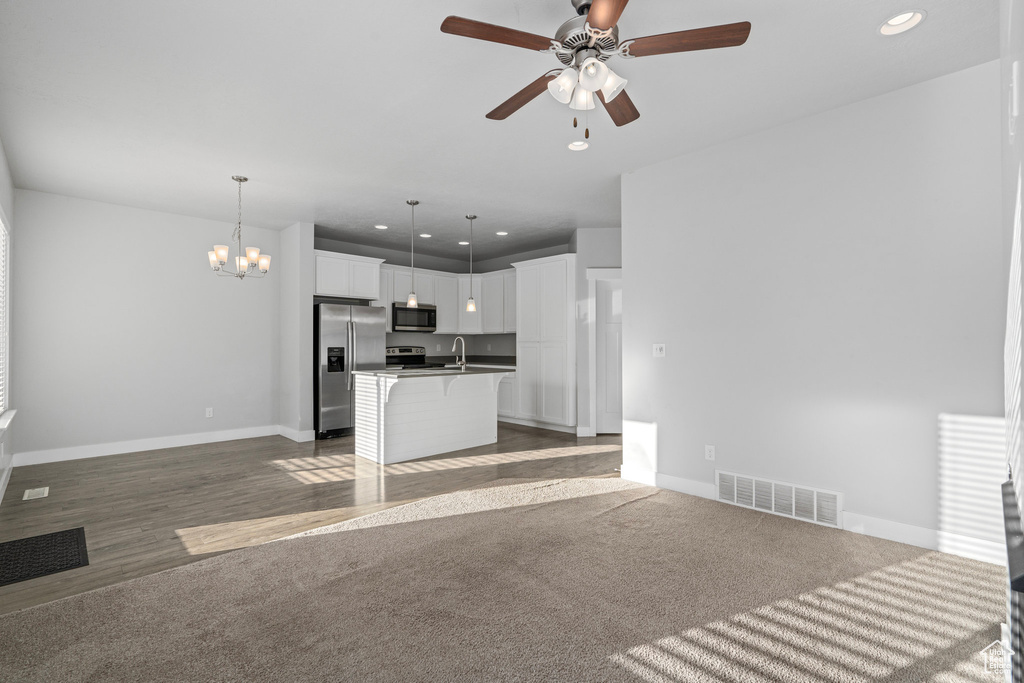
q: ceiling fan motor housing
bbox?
[553,15,619,66]
[571,0,592,15]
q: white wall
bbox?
[573,228,622,436]
[278,222,314,441]
[12,190,281,462]
[0,138,13,502]
[622,61,1004,535]
[1002,0,1024,516]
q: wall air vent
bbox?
[715,470,843,529]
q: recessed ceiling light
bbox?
[459,241,469,245]
[374,224,388,230]
[568,141,589,151]
[496,232,508,236]
[880,10,925,35]
[420,234,431,238]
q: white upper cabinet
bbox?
[434,274,459,334]
[481,272,505,334]
[458,274,482,334]
[371,265,395,332]
[503,270,516,333]
[314,251,383,299]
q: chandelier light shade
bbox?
[465,214,477,313]
[547,67,578,104]
[578,57,610,93]
[406,200,419,308]
[569,88,595,111]
[600,69,628,102]
[208,176,270,279]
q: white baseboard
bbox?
[576,426,597,438]
[497,416,577,434]
[13,425,282,467]
[621,466,1006,567]
[844,511,1006,566]
[278,426,315,443]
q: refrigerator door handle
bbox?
[347,321,354,391]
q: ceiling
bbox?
[0,0,999,262]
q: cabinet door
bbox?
[515,342,539,419]
[414,272,435,306]
[516,265,540,342]
[371,267,394,332]
[503,270,516,333]
[350,260,380,300]
[315,254,350,296]
[481,273,504,334]
[458,274,482,334]
[434,274,459,334]
[540,342,568,425]
[392,268,412,303]
[540,259,568,341]
[497,376,516,418]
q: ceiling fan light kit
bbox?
[440,0,751,129]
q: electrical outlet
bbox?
[436,344,441,351]
[653,343,666,357]
[206,407,214,418]
[487,344,491,351]
[704,445,715,461]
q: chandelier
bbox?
[207,175,271,279]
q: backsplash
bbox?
[385,332,516,357]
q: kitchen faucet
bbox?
[452,336,467,372]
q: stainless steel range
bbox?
[385,346,447,370]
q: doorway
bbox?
[585,268,622,436]
[595,278,622,433]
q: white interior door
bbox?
[596,279,622,434]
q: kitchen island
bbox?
[352,367,515,464]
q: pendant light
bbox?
[208,176,271,279]
[406,200,419,308]
[465,214,477,312]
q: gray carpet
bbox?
[0,478,1007,682]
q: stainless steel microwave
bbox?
[392,303,436,332]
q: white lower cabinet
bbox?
[497,376,516,418]
[515,342,540,419]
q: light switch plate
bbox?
[653,343,666,357]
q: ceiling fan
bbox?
[440,0,751,127]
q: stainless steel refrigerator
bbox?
[315,303,386,436]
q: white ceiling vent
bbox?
[716,470,843,529]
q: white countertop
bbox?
[352,366,515,379]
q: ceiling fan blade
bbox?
[587,0,630,31]
[441,16,552,52]
[596,90,640,127]
[625,21,751,57]
[486,73,558,120]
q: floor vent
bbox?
[715,470,843,529]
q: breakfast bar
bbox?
[352,367,515,464]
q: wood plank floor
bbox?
[0,423,622,615]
